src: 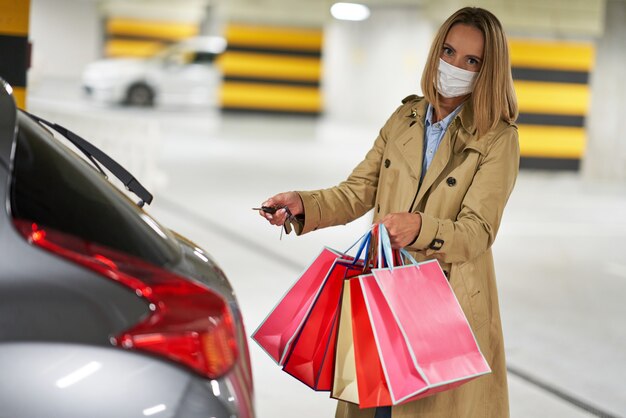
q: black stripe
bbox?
[224,76,320,87]
[0,35,28,87]
[520,156,580,171]
[517,113,585,127]
[512,67,589,84]
[507,366,622,418]
[106,34,178,45]
[227,45,321,58]
[221,107,320,117]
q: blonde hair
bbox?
[420,7,518,136]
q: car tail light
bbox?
[13,219,238,379]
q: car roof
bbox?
[175,36,227,54]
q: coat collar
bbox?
[458,99,477,136]
[453,100,492,156]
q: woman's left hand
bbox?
[380,212,422,249]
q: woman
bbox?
[258,7,518,418]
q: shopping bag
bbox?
[251,246,345,365]
[252,229,373,390]
[357,272,435,408]
[333,224,491,408]
[282,257,366,390]
[332,226,413,407]
[331,281,360,404]
[370,259,491,403]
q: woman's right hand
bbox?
[258,192,304,226]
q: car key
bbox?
[252,206,279,214]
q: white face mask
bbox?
[436,58,478,98]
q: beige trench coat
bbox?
[293,95,519,418]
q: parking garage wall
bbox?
[28,0,100,81]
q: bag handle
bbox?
[342,225,377,270]
[400,248,419,266]
[342,224,417,272]
[377,224,421,268]
[377,223,394,269]
[343,227,371,257]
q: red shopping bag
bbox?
[349,277,393,407]
[252,230,373,390]
[282,259,365,390]
[251,247,345,365]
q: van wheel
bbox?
[125,84,155,106]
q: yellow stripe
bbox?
[0,0,30,36]
[107,18,198,41]
[226,24,322,52]
[105,39,165,58]
[509,39,595,71]
[12,87,26,110]
[515,81,590,116]
[219,52,321,81]
[518,125,586,158]
[220,82,321,112]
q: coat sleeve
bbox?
[407,125,520,264]
[291,105,405,235]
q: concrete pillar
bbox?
[0,0,31,109]
[322,7,434,126]
[582,0,626,182]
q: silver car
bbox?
[0,78,254,417]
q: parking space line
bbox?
[507,365,622,418]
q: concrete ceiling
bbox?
[98,0,607,38]
[215,0,606,37]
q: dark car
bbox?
[0,78,254,418]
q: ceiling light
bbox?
[330,2,371,21]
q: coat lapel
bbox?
[395,99,428,182]
[412,126,454,207]
[411,101,477,209]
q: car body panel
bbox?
[0,78,253,417]
[0,343,237,418]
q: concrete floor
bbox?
[29,83,626,418]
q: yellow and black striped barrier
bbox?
[105,17,199,58]
[0,0,30,109]
[510,39,594,170]
[219,23,323,115]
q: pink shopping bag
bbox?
[354,274,429,408]
[363,259,491,406]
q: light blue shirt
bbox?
[421,103,464,181]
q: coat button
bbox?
[446,177,456,186]
[384,159,391,168]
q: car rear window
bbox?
[9,113,179,266]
